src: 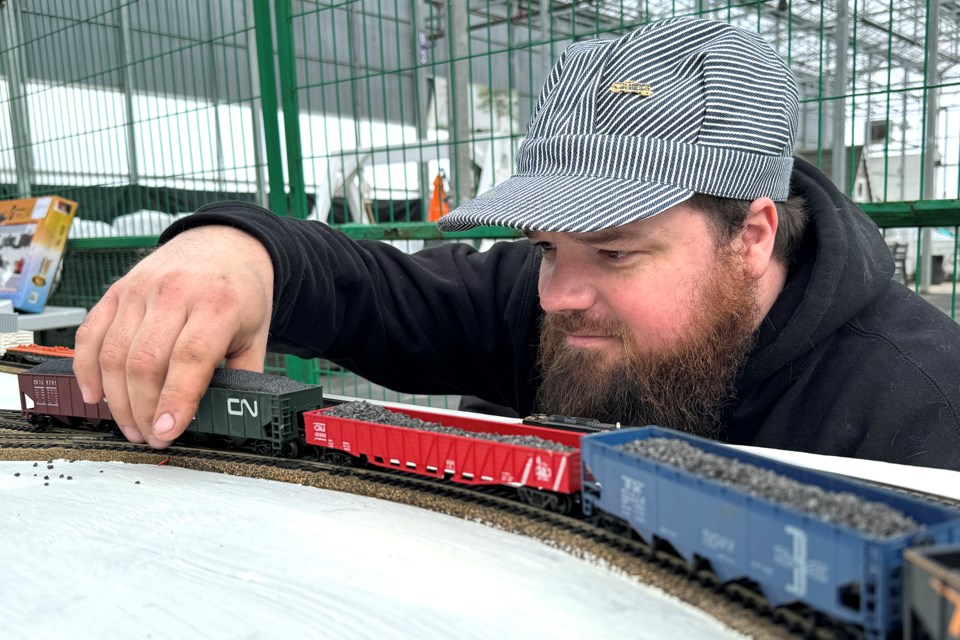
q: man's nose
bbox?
[538,259,597,314]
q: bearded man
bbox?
[74,18,960,470]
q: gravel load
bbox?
[325,401,576,453]
[24,358,76,376]
[207,368,316,393]
[28,359,316,394]
[620,437,920,538]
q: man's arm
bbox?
[75,202,542,448]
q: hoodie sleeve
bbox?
[158,201,543,412]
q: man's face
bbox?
[528,204,761,437]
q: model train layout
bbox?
[12,357,960,640]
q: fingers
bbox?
[76,283,151,444]
[97,291,148,445]
[150,304,261,447]
[73,290,119,405]
[124,296,189,448]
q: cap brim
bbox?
[436,174,693,233]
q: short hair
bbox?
[687,193,808,265]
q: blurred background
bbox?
[1,0,958,406]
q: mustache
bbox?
[543,312,629,339]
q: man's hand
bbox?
[74,225,275,449]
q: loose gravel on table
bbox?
[621,437,920,538]
[324,401,576,453]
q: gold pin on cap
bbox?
[610,81,653,96]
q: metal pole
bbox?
[347,3,366,221]
[540,0,550,88]
[116,1,139,185]
[899,91,907,201]
[252,0,287,215]
[411,0,431,207]
[245,0,268,209]
[830,0,848,192]
[274,0,307,219]
[206,0,226,190]
[0,0,33,196]
[920,0,940,293]
[449,0,472,205]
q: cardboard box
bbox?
[0,196,77,313]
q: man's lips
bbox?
[565,333,617,347]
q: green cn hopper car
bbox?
[187,368,325,457]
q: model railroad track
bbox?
[0,426,955,640]
[0,409,42,432]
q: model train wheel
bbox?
[515,487,574,514]
[28,415,52,431]
[551,494,574,515]
[318,449,356,467]
[253,441,277,457]
[280,439,300,459]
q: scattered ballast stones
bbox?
[324,401,575,453]
[621,438,919,538]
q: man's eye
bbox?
[602,250,632,261]
[534,242,556,255]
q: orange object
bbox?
[427,171,450,222]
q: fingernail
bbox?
[119,425,145,444]
[146,436,170,450]
[79,384,92,404]
[154,413,176,435]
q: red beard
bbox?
[535,249,760,438]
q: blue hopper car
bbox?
[580,427,960,640]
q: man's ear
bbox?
[734,197,779,278]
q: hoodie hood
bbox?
[737,156,895,390]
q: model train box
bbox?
[0,196,77,312]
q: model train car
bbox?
[581,428,960,639]
[18,358,323,456]
[3,343,75,365]
[15,359,960,639]
[305,404,582,513]
[904,545,960,640]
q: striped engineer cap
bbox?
[437,17,800,233]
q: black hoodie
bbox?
[160,158,960,470]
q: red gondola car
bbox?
[303,405,582,512]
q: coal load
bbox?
[27,358,75,375]
[325,401,575,453]
[621,438,919,538]
[207,368,315,393]
[29,359,315,394]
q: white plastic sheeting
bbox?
[0,460,743,640]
